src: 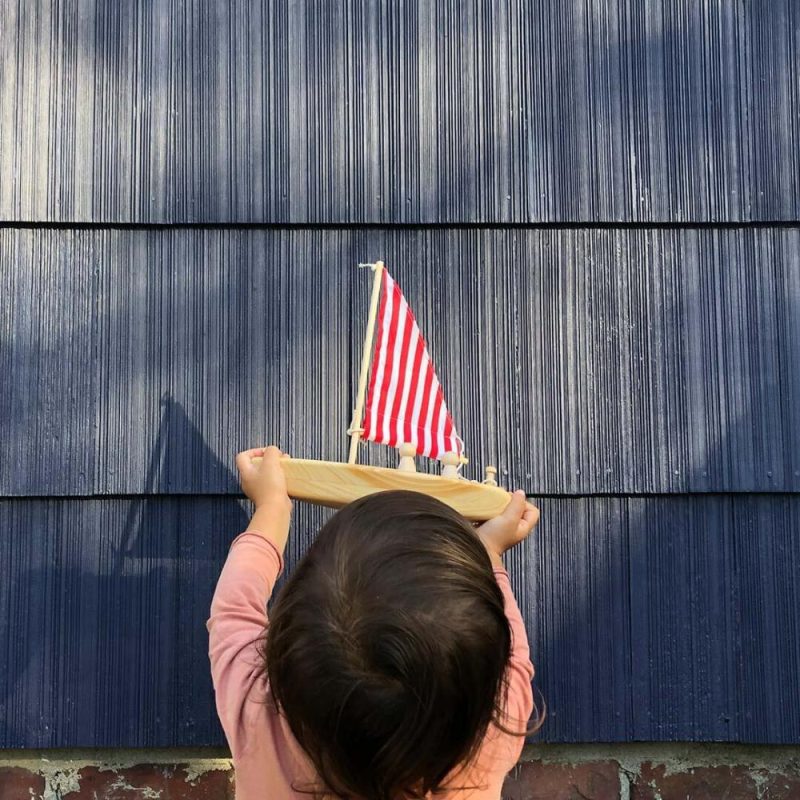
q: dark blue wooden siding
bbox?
[2,0,799,748]
[4,228,799,498]
[2,495,798,746]
[1,1,799,223]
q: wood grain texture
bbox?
[2,227,798,497]
[3,0,798,752]
[2,494,797,746]
[1,0,798,223]
[278,458,511,521]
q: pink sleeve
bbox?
[206,531,284,757]
[494,567,535,734]
[449,567,534,794]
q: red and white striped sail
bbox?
[361,272,464,460]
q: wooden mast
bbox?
[347,261,385,463]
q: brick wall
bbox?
[3,745,799,800]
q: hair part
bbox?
[264,491,525,800]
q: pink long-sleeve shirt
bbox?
[208,531,535,800]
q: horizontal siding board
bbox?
[0,496,235,748]
[2,227,798,496]
[0,496,335,747]
[516,494,800,743]
[1,0,798,224]
[2,495,798,746]
[3,0,797,757]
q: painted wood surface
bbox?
[1,0,798,223]
[2,228,798,497]
[2,0,798,749]
[2,495,797,746]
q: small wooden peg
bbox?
[397,442,417,472]
[440,451,460,478]
[483,466,498,486]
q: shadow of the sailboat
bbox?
[3,394,249,746]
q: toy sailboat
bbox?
[269,261,510,521]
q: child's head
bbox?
[265,490,512,800]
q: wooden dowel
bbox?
[348,261,385,463]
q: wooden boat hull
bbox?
[280,458,510,522]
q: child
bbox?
[208,446,541,800]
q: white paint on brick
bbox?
[108,773,163,798]
[2,744,798,799]
[38,765,81,800]
[520,742,800,773]
[0,752,233,800]
[618,766,631,800]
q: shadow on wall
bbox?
[1,223,352,746]
[4,0,800,751]
[2,396,249,746]
[119,395,250,558]
[4,227,799,746]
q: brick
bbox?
[60,765,234,800]
[631,763,758,800]
[750,769,800,800]
[0,767,45,800]
[502,760,621,800]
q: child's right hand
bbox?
[477,490,540,567]
[235,445,292,514]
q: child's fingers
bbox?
[260,445,284,467]
[235,449,258,473]
[501,490,527,522]
[235,446,276,473]
[518,502,540,537]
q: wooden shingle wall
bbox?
[1,0,798,746]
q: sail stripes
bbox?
[362,272,463,459]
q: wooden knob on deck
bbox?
[440,451,460,478]
[397,442,417,472]
[483,466,498,487]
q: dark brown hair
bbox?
[264,490,528,800]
